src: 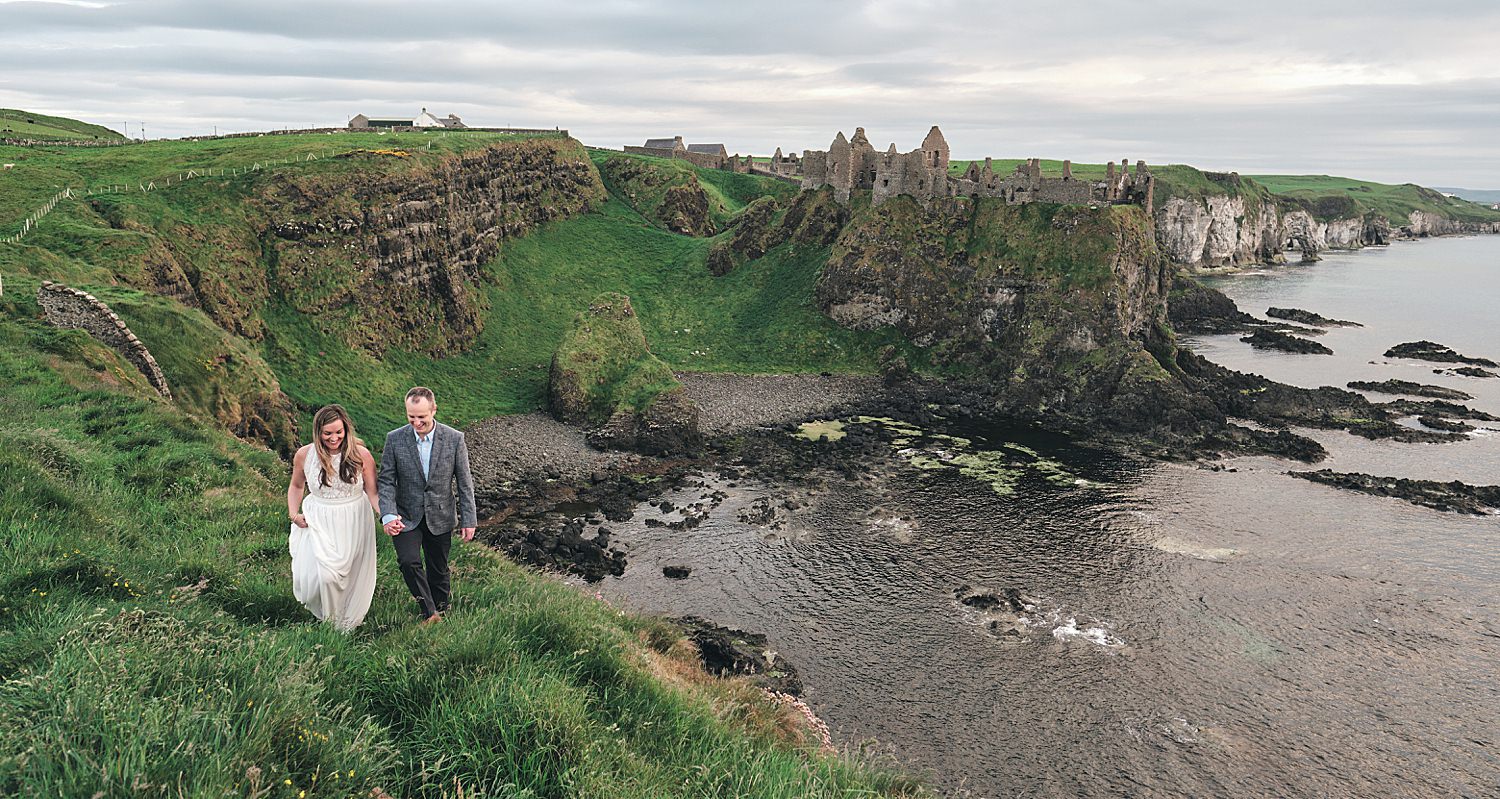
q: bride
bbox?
[286,404,378,630]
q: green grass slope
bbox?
[3,133,905,439]
[1246,173,1500,223]
[0,290,924,797]
[0,108,124,141]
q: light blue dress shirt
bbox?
[383,427,433,526]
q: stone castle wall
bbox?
[37,281,172,398]
[623,145,725,169]
[795,127,1154,212]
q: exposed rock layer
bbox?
[266,139,604,355]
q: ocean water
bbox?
[588,236,1500,797]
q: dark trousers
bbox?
[391,519,451,618]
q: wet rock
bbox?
[1168,275,1258,334]
[1384,341,1498,367]
[1376,399,1498,422]
[1289,470,1500,515]
[1347,380,1472,401]
[737,497,779,525]
[1239,329,1333,355]
[1176,351,1458,446]
[1451,366,1498,379]
[672,616,803,695]
[955,585,1032,613]
[481,515,627,582]
[1417,416,1473,433]
[1266,307,1362,327]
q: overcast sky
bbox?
[3,0,1498,187]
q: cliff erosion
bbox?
[1151,171,1499,269]
[816,196,1221,440]
[264,139,605,355]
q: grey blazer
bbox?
[377,421,477,535]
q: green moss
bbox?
[551,292,682,424]
[795,420,847,441]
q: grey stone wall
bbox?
[623,145,725,169]
[796,126,1154,212]
[36,281,172,399]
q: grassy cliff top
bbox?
[1246,173,1500,223]
[0,108,124,141]
[0,129,559,225]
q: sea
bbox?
[587,235,1500,797]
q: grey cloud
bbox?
[3,1,1499,185]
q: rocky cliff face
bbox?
[264,139,604,355]
[1400,210,1500,237]
[1154,194,1497,269]
[817,197,1219,436]
[1153,196,1285,268]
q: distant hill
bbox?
[1432,186,1500,204]
[0,108,125,141]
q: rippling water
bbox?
[589,237,1500,797]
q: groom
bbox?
[378,386,477,623]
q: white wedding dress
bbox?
[289,452,377,631]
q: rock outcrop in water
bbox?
[1240,329,1333,355]
[1266,307,1361,327]
[1347,380,1472,401]
[1290,470,1500,515]
[1384,341,1498,367]
[1166,274,1258,334]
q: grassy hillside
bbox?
[1246,173,1500,223]
[0,108,124,141]
[2,132,910,439]
[0,289,924,796]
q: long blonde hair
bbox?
[311,404,364,487]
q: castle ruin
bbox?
[794,126,1154,212]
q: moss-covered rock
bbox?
[706,196,779,276]
[598,154,721,237]
[548,292,701,454]
[658,183,714,237]
[815,196,1231,442]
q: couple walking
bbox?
[285,386,477,630]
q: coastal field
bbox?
[0,108,123,141]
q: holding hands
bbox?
[383,517,405,536]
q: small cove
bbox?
[582,236,1500,797]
